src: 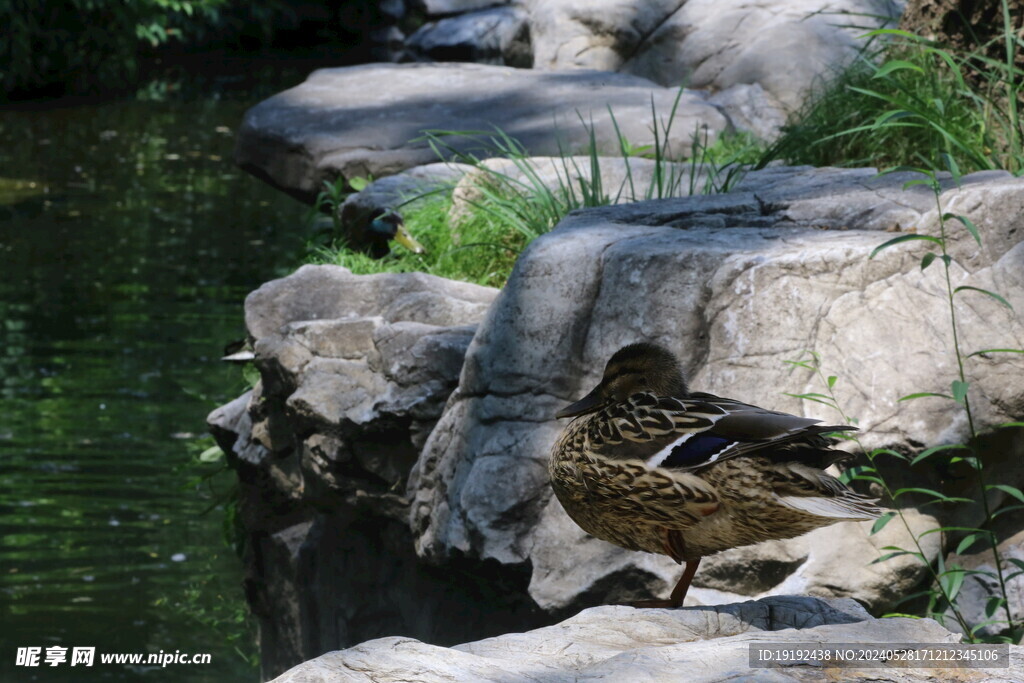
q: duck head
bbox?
[556,342,689,418]
[367,210,426,257]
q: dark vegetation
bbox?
[0,0,409,101]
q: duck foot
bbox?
[630,557,702,608]
[629,598,680,608]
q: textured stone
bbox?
[235,63,728,202]
[270,596,1024,682]
[943,525,1024,639]
[406,5,531,67]
[414,0,513,16]
[208,266,509,679]
[244,264,495,339]
[707,83,789,141]
[526,0,904,111]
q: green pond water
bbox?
[0,71,315,682]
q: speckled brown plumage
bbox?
[550,342,882,607]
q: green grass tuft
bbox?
[308,195,527,288]
[763,23,1024,173]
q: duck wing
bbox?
[578,392,876,525]
[586,392,855,472]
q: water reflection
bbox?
[0,77,311,681]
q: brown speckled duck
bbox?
[550,342,881,607]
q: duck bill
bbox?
[556,387,603,419]
[393,225,425,254]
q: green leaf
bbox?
[910,443,970,466]
[872,550,919,564]
[985,596,1006,618]
[917,496,977,508]
[898,391,952,402]
[986,484,1024,504]
[920,252,937,270]
[939,154,961,184]
[949,455,980,470]
[871,511,896,534]
[993,504,1024,519]
[198,445,224,463]
[843,465,878,479]
[848,473,886,485]
[969,619,1012,637]
[951,380,969,405]
[891,590,938,608]
[783,392,837,408]
[869,234,944,259]
[956,533,981,555]
[874,59,926,78]
[938,567,966,602]
[348,176,369,191]
[944,213,981,245]
[968,348,1024,358]
[921,526,986,536]
[827,375,837,389]
[953,286,1014,310]
[891,487,957,501]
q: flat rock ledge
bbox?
[234,62,728,202]
[270,596,1024,682]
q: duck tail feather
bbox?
[774,493,882,520]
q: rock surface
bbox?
[526,0,904,111]
[943,521,1024,640]
[234,63,728,202]
[706,83,790,141]
[269,596,1024,682]
[410,166,1024,613]
[208,265,545,680]
[414,0,513,16]
[405,5,531,67]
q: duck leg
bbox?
[667,557,700,606]
[631,529,700,608]
[630,559,700,608]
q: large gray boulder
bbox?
[208,266,532,680]
[410,166,1024,613]
[526,0,904,111]
[269,596,1024,682]
[234,63,728,202]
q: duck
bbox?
[550,342,881,608]
[362,209,425,259]
[336,206,426,259]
